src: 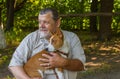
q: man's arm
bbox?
[62,58,85,71]
[8,66,30,79]
[39,52,85,71]
[8,66,42,79]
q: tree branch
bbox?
[14,0,27,12]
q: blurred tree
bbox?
[14,0,27,12]
[0,5,2,26]
[6,0,15,31]
[90,0,99,32]
[98,0,114,40]
[0,0,6,49]
[0,23,6,49]
[79,0,85,30]
[0,0,4,27]
[6,0,27,31]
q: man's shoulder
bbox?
[27,30,39,36]
[62,30,78,38]
[23,30,39,41]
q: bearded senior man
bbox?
[8,8,86,79]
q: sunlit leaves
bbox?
[29,0,39,5]
[1,0,120,33]
[5,27,30,45]
[114,0,120,9]
[112,0,120,33]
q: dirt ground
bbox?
[77,39,120,79]
[0,38,120,79]
[77,53,120,79]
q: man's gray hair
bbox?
[39,8,60,21]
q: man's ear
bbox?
[56,18,61,28]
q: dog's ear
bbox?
[55,28,62,38]
[56,28,60,35]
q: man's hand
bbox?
[39,52,84,71]
[39,52,67,69]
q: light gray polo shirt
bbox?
[9,30,86,79]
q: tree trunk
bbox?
[79,0,84,30]
[0,8,1,25]
[0,8,6,49]
[6,0,15,31]
[90,0,98,33]
[98,0,114,41]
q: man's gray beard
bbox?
[39,31,51,39]
[39,28,52,39]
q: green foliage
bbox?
[112,0,120,33]
[1,0,119,45]
[5,27,30,45]
[0,0,120,35]
[12,0,91,31]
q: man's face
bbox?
[38,12,59,38]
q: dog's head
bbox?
[47,28,63,51]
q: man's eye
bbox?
[45,21,49,24]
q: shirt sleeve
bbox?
[65,32,86,79]
[70,33,86,65]
[9,35,33,67]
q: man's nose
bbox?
[40,22,45,28]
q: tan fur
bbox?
[23,28,63,78]
[24,50,50,77]
[49,28,63,49]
